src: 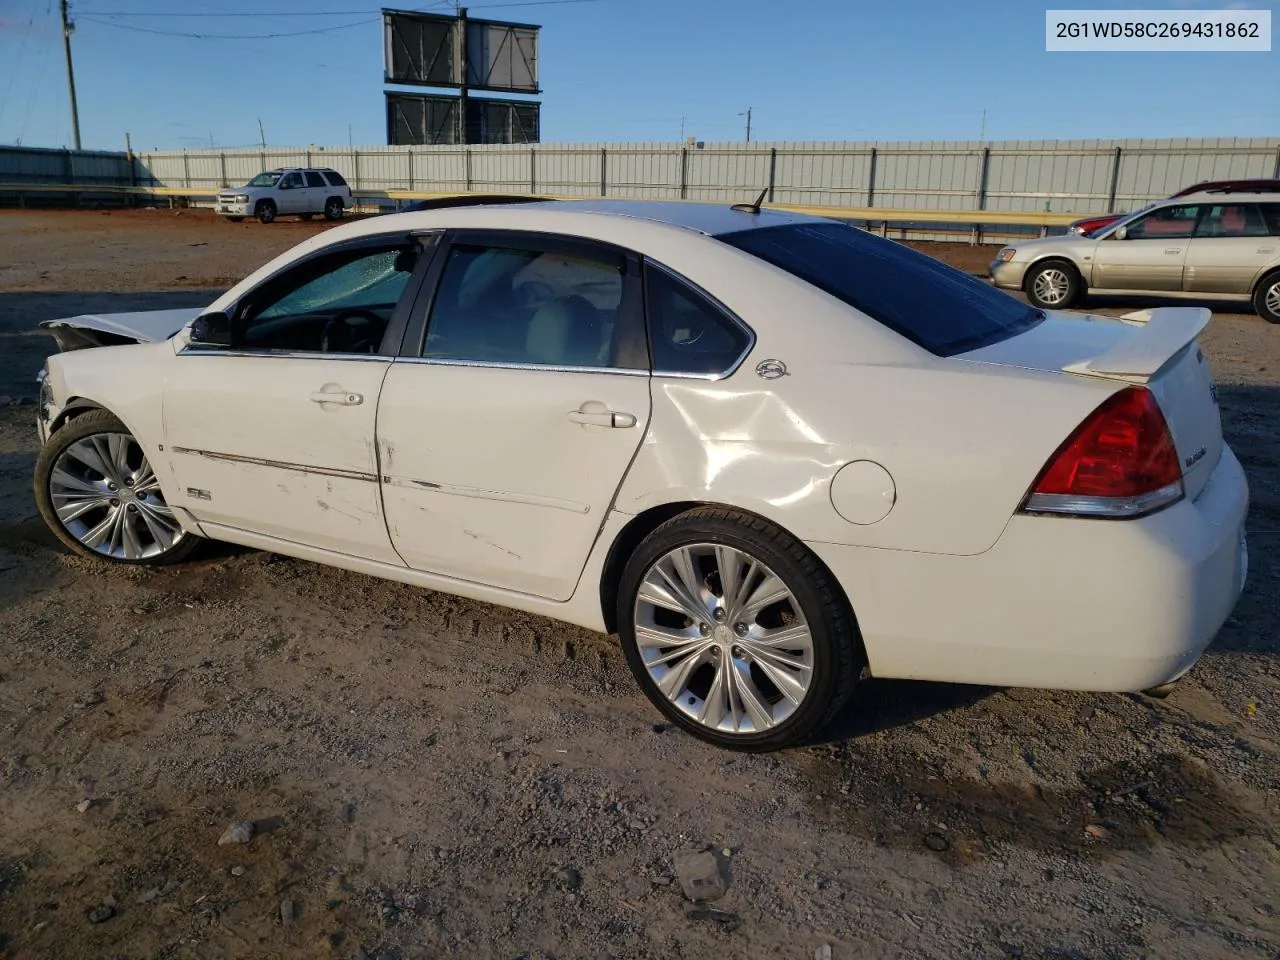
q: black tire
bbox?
[1024,259,1082,310]
[324,197,344,221]
[34,409,201,566]
[255,200,276,224]
[299,213,314,221]
[225,216,244,223]
[617,507,863,751]
[1253,270,1280,324]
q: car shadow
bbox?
[816,678,996,742]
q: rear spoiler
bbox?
[1061,307,1211,382]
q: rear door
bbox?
[376,230,652,600]
[1090,204,1200,291]
[1184,202,1278,295]
[304,171,328,214]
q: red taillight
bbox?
[1023,387,1183,518]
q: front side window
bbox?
[1123,204,1201,240]
[720,222,1040,356]
[304,171,326,188]
[1195,203,1268,238]
[247,171,280,188]
[278,172,303,190]
[645,266,751,376]
[424,243,627,368]
[223,244,419,354]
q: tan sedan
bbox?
[991,192,1280,323]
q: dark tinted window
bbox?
[720,222,1040,356]
[1195,203,1268,238]
[304,171,326,188]
[278,172,303,189]
[645,266,751,375]
[425,243,627,368]
[1259,204,1280,237]
[323,171,348,187]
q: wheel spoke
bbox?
[741,642,811,705]
[135,499,182,547]
[50,466,101,495]
[655,645,709,701]
[133,462,161,494]
[80,507,120,549]
[730,657,775,729]
[107,434,133,482]
[714,545,743,611]
[698,658,731,729]
[740,572,790,620]
[120,509,145,560]
[67,438,114,482]
[750,622,813,650]
[640,552,710,625]
[54,494,112,524]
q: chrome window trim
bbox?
[177,347,390,361]
[393,356,649,377]
[643,259,756,381]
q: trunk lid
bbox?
[960,307,1222,499]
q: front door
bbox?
[377,231,652,600]
[164,237,426,562]
[275,171,306,214]
[1091,203,1200,291]
[1184,201,1278,295]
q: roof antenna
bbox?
[731,187,769,214]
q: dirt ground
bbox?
[0,209,1277,960]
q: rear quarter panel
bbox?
[617,355,1121,557]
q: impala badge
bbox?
[756,359,788,380]
[1184,447,1207,469]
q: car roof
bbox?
[1161,190,1280,203]
[388,198,824,237]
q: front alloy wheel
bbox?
[34,410,199,565]
[618,508,862,750]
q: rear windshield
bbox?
[719,222,1042,356]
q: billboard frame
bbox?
[382,7,542,94]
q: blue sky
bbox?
[0,0,1275,150]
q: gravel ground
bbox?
[0,209,1277,960]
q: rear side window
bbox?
[323,172,348,187]
[305,171,326,188]
[1260,204,1280,237]
[1194,203,1267,238]
[645,266,752,376]
[719,222,1040,356]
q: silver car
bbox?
[991,191,1280,324]
[215,167,353,224]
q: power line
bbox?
[0,0,45,125]
[79,0,599,16]
[76,14,380,39]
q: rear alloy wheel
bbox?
[34,410,199,565]
[1253,271,1280,324]
[324,197,344,221]
[1025,260,1081,310]
[255,200,276,224]
[618,508,862,751]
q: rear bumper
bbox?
[809,445,1249,692]
[990,260,1029,290]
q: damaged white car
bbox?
[33,200,1249,750]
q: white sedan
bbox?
[33,200,1249,750]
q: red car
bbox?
[1067,178,1280,235]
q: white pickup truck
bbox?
[215,167,353,224]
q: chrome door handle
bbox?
[568,408,636,428]
[310,390,363,406]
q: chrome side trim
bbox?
[382,474,591,514]
[1021,481,1184,519]
[170,446,379,483]
[644,259,757,381]
[392,356,647,377]
[177,347,391,361]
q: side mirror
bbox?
[1113,225,1128,241]
[189,311,232,347]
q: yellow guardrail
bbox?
[0,182,1086,229]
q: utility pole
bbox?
[455,6,469,144]
[59,0,82,150]
[980,108,987,142]
[257,118,266,148]
[741,107,752,143]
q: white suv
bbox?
[216,168,353,224]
